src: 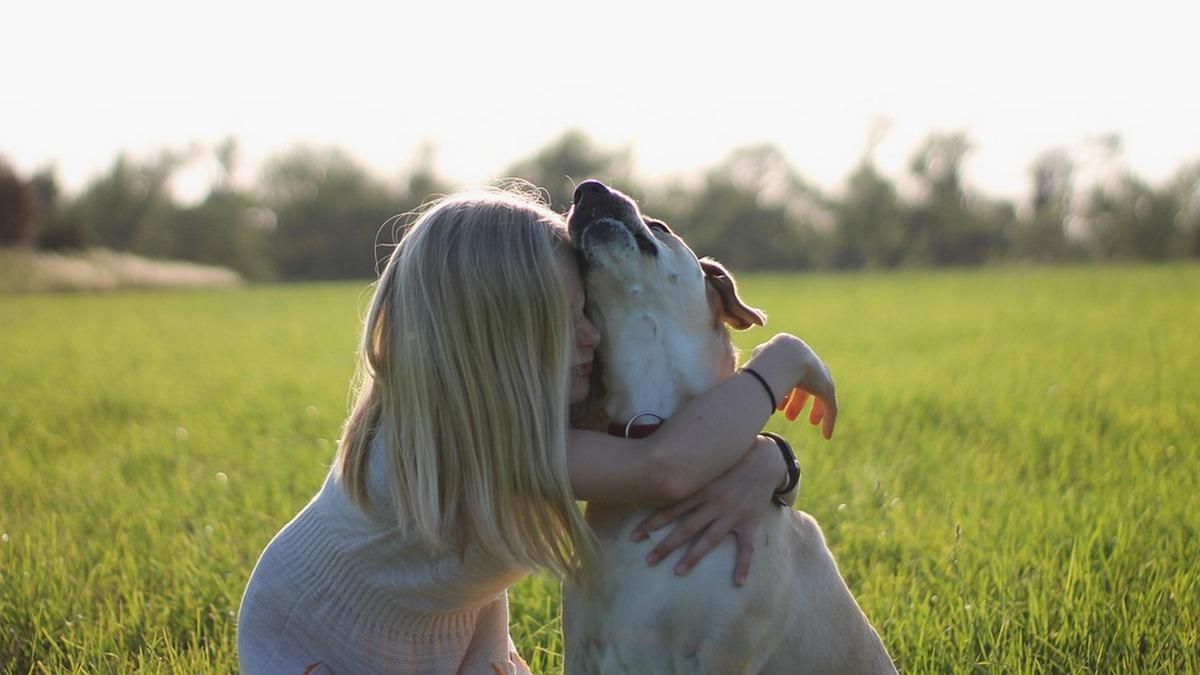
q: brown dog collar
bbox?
[607,411,666,439]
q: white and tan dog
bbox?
[563,180,895,674]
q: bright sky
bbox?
[5,0,1198,202]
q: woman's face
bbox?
[558,254,600,405]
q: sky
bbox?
[4,0,1198,204]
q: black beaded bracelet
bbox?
[741,367,777,415]
[762,431,801,507]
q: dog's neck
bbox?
[598,307,736,426]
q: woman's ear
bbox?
[700,258,767,330]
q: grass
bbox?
[1,265,1197,673]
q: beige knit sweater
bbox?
[237,437,532,674]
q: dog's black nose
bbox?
[573,180,611,206]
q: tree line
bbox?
[2,130,1197,281]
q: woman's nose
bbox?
[578,318,601,348]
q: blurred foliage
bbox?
[1015,148,1080,262]
[504,130,634,212]
[0,159,40,247]
[258,146,395,280]
[1169,161,1200,257]
[3,130,1198,281]
[832,160,904,269]
[172,189,275,281]
[672,144,826,271]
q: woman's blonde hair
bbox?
[336,186,595,577]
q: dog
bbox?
[563,180,895,674]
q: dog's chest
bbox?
[600,314,727,422]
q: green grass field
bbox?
[2,266,1197,673]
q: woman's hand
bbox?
[629,436,783,587]
[748,334,838,439]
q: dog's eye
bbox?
[645,219,672,234]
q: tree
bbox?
[170,188,275,280]
[504,130,634,212]
[677,145,823,271]
[213,136,241,192]
[1083,175,1182,261]
[1165,160,1200,258]
[400,142,452,205]
[0,160,39,247]
[832,160,903,268]
[904,131,1001,265]
[1015,148,1076,261]
[259,146,398,280]
[28,168,81,250]
[1071,135,1184,261]
[68,151,183,256]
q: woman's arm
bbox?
[631,435,786,586]
[567,333,836,504]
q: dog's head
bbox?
[566,179,765,333]
[566,180,766,423]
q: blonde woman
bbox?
[237,187,835,674]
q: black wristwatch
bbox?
[762,432,801,507]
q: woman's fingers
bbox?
[784,388,809,421]
[673,516,734,577]
[822,398,837,439]
[809,398,824,426]
[800,397,837,439]
[775,353,838,439]
[632,498,699,542]
[643,506,714,566]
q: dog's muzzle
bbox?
[569,180,658,260]
[579,218,626,246]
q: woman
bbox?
[237,187,835,673]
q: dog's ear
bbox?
[700,258,766,330]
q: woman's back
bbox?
[237,436,529,674]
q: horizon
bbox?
[5,0,1198,203]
